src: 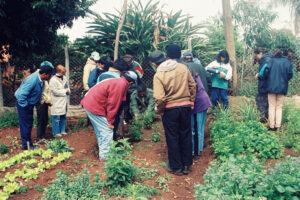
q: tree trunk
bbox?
[222,0,238,95]
[0,62,3,107]
[294,8,300,37]
[64,45,70,105]
[114,0,127,61]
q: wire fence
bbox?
[1,49,156,107]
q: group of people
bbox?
[14,43,291,176]
[15,62,70,150]
[254,48,293,131]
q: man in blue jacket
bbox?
[15,61,55,150]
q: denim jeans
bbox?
[191,110,207,155]
[84,109,113,160]
[211,87,229,109]
[16,103,34,149]
[52,115,66,135]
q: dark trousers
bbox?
[162,106,193,170]
[211,87,228,109]
[36,102,49,139]
[16,103,34,149]
[255,93,268,118]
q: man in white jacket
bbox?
[83,51,100,91]
[49,65,70,137]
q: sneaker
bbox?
[268,127,277,131]
[61,132,67,136]
[165,165,183,176]
[54,133,62,137]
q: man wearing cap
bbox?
[182,51,209,93]
[81,71,137,161]
[149,50,196,175]
[83,51,100,91]
[15,61,55,150]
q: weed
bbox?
[108,184,160,199]
[70,118,88,133]
[0,142,9,154]
[130,119,144,142]
[152,124,161,142]
[238,100,261,122]
[137,167,159,182]
[0,110,19,129]
[35,185,44,192]
[142,111,156,129]
[156,174,172,192]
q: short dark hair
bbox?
[254,47,269,55]
[97,57,108,65]
[137,83,147,93]
[216,50,229,64]
[273,49,283,58]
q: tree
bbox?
[0,0,96,59]
[271,0,300,36]
[222,0,238,95]
[114,0,127,61]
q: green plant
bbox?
[108,184,160,199]
[45,139,74,154]
[130,119,144,142]
[42,169,104,200]
[238,100,261,122]
[151,124,161,142]
[137,167,159,182]
[142,111,156,129]
[70,118,88,133]
[156,174,172,192]
[238,81,257,97]
[0,143,9,154]
[0,110,19,129]
[278,131,300,153]
[35,185,44,192]
[104,139,137,189]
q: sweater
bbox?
[192,76,212,114]
[83,58,97,91]
[81,77,130,125]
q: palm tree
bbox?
[271,0,300,36]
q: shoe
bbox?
[23,145,38,151]
[54,133,62,137]
[268,127,277,131]
[61,132,67,136]
[165,165,183,176]
[99,158,107,162]
[182,166,191,175]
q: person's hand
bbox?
[220,72,225,79]
[191,102,194,110]
[108,124,114,129]
[255,73,259,79]
[212,66,218,69]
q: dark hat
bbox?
[166,44,181,59]
[113,58,129,72]
[40,61,55,75]
[149,50,166,64]
[183,51,193,59]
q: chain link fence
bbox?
[1,49,156,107]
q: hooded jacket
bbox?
[153,59,196,114]
[257,53,272,94]
[81,77,130,125]
[83,58,97,91]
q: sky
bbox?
[58,0,293,41]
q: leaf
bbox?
[275,185,286,193]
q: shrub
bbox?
[107,184,160,199]
[0,143,9,154]
[130,119,144,142]
[42,169,104,200]
[238,81,257,98]
[142,111,156,129]
[104,139,137,189]
[45,139,74,154]
[0,110,19,129]
[151,124,161,142]
[238,100,261,122]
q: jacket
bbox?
[81,77,130,125]
[262,56,293,95]
[83,58,97,91]
[49,75,70,115]
[192,76,212,114]
[97,68,121,83]
[40,81,53,105]
[88,67,106,88]
[205,60,232,90]
[15,71,44,107]
[186,61,209,92]
[130,88,155,115]
[257,53,272,94]
[153,59,196,114]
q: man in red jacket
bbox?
[81,71,137,161]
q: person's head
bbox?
[97,57,107,69]
[39,61,55,80]
[182,51,193,62]
[137,83,147,97]
[166,44,181,59]
[273,48,283,58]
[122,71,138,85]
[113,58,129,72]
[217,50,229,64]
[56,64,66,76]
[90,51,100,62]
[123,54,133,66]
[254,47,269,61]
[149,50,167,68]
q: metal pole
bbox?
[64,46,70,105]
